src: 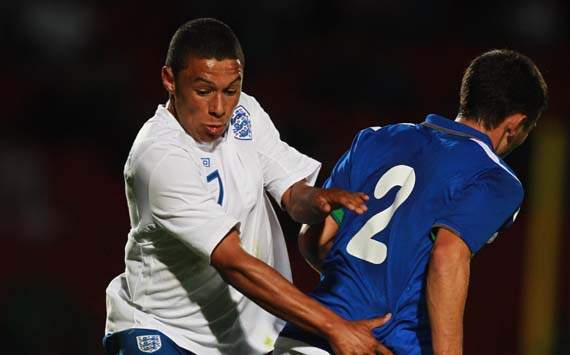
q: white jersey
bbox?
[105,92,321,354]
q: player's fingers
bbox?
[324,189,368,213]
[375,343,394,355]
[366,313,392,329]
[354,205,368,214]
[346,190,367,199]
[343,202,364,214]
[352,192,369,204]
[341,193,368,213]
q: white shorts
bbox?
[273,336,331,355]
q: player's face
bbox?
[167,57,243,142]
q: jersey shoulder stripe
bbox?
[469,138,521,184]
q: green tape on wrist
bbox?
[331,208,345,226]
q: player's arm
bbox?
[211,228,393,355]
[298,215,339,273]
[426,227,471,355]
[282,180,368,225]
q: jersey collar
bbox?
[158,102,185,133]
[422,114,495,152]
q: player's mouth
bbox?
[205,124,225,136]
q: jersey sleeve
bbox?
[323,128,374,225]
[248,95,321,207]
[148,147,240,261]
[323,150,351,191]
[433,168,524,253]
[322,127,374,191]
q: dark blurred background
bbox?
[0,1,568,354]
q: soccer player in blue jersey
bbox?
[274,49,548,354]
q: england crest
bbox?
[136,335,162,353]
[230,105,252,140]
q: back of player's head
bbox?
[459,49,548,130]
[165,18,245,79]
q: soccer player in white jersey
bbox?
[103,18,392,355]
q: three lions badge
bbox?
[136,335,162,353]
[230,105,252,140]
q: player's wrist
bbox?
[319,315,347,340]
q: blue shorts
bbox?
[103,328,196,355]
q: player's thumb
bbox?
[366,313,392,329]
[317,199,332,214]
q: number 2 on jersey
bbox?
[346,165,415,264]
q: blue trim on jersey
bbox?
[423,114,494,151]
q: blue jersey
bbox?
[280,114,523,354]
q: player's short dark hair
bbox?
[165,18,244,78]
[459,49,548,130]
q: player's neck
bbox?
[455,116,504,152]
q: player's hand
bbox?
[327,313,393,355]
[282,182,369,224]
[314,188,369,215]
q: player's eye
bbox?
[195,89,212,96]
[224,88,238,96]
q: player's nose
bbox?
[208,94,225,118]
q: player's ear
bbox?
[162,66,176,94]
[503,113,527,136]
